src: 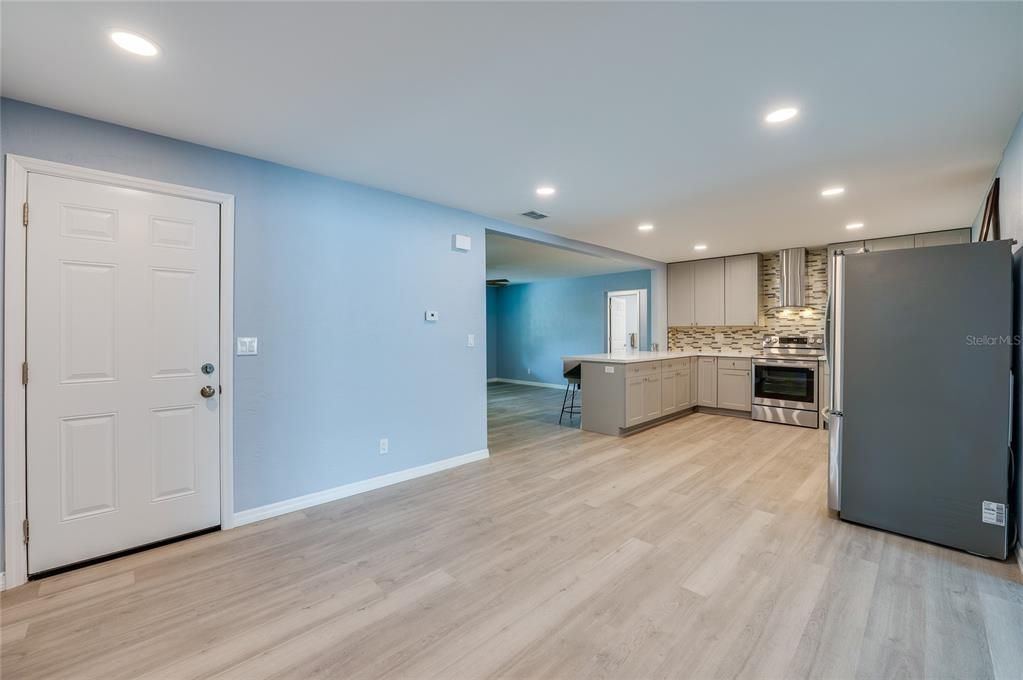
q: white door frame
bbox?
[606,289,648,352]
[3,155,236,589]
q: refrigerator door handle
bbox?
[827,252,845,512]
[824,291,831,366]
[828,413,842,511]
[830,252,845,415]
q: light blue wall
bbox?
[0,98,501,518]
[486,287,498,379]
[492,270,652,386]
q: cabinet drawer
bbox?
[660,358,690,371]
[627,361,661,376]
[718,357,751,371]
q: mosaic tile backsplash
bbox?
[667,248,828,353]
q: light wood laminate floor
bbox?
[3,382,1022,679]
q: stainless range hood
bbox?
[772,247,811,310]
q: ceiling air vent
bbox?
[486,279,510,288]
[521,211,548,220]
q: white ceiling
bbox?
[486,231,640,284]
[3,2,1022,262]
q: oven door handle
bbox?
[753,359,819,370]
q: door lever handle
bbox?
[200,385,216,398]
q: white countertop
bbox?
[563,350,827,363]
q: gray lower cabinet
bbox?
[625,375,646,427]
[625,362,663,427]
[643,373,662,421]
[697,357,717,406]
[661,369,679,415]
[717,368,752,411]
[581,356,746,436]
[661,360,693,415]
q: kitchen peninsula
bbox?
[563,350,758,436]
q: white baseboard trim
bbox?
[1016,545,1022,576]
[488,378,566,390]
[1,572,5,591]
[232,448,490,527]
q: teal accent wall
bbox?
[491,270,652,386]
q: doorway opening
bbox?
[606,289,649,353]
[483,230,654,447]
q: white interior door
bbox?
[26,173,221,574]
[608,291,642,352]
[609,296,628,351]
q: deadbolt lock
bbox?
[200,385,216,398]
[201,363,215,375]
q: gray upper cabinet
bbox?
[914,228,971,248]
[724,254,760,326]
[693,258,725,326]
[827,228,973,301]
[865,234,916,252]
[668,254,761,328]
[667,262,695,327]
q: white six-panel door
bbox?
[26,173,221,574]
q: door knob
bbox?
[200,385,216,398]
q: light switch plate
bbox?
[467,334,475,347]
[236,337,258,355]
[604,366,615,373]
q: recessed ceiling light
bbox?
[638,224,654,232]
[764,107,799,124]
[694,244,708,251]
[821,186,846,197]
[846,222,864,230]
[535,186,556,197]
[111,30,159,57]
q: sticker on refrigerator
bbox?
[981,501,1006,527]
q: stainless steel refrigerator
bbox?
[827,240,1014,559]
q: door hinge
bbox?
[22,202,28,227]
[23,518,29,544]
[21,362,28,385]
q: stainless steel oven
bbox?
[751,335,822,428]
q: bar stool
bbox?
[560,364,581,424]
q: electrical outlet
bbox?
[467,334,475,347]
[379,438,389,455]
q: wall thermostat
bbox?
[452,234,472,252]
[425,311,439,322]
